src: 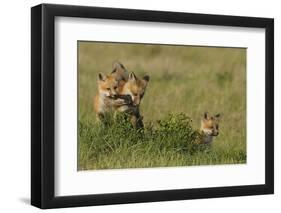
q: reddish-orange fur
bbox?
[200,112,221,144]
[118,72,149,107]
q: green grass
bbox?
[78,42,246,170]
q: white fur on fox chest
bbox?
[201,129,213,144]
[98,95,113,113]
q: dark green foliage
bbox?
[78,113,245,170]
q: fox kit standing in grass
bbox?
[94,62,130,122]
[94,72,124,121]
[200,112,221,144]
[117,72,149,128]
[110,62,150,128]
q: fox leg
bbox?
[113,98,127,106]
[129,108,144,129]
[96,112,104,123]
[110,95,132,107]
[104,96,129,107]
[129,114,144,129]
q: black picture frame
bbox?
[31,3,274,209]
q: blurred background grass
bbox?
[78,41,246,169]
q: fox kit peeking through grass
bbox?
[110,61,129,82]
[94,62,149,128]
[200,112,221,144]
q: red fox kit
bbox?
[116,72,149,128]
[110,61,129,83]
[200,112,221,144]
[94,72,128,121]
[118,72,149,108]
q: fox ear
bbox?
[129,72,137,81]
[204,112,210,120]
[112,61,126,73]
[98,73,106,81]
[143,75,150,82]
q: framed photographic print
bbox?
[31,3,274,209]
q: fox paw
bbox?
[115,98,127,105]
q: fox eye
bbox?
[106,88,110,91]
[114,86,117,90]
[133,93,138,96]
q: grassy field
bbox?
[78,41,246,170]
